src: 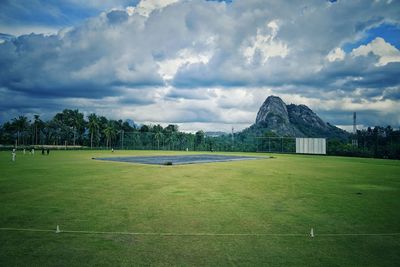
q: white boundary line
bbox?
[0,227,54,233]
[1,227,400,237]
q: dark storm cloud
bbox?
[0,0,399,130]
[0,11,165,99]
[317,109,398,128]
[382,87,400,101]
[284,57,400,95]
[171,0,400,99]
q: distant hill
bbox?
[125,119,139,128]
[243,95,348,139]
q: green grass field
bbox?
[0,150,399,266]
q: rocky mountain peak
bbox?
[255,95,289,125]
[286,104,327,130]
[250,95,348,139]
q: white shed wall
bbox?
[296,138,326,154]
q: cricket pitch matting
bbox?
[94,154,268,165]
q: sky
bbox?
[0,0,399,132]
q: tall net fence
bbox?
[254,137,296,153]
[119,132,296,153]
[122,132,195,151]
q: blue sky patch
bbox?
[343,23,400,52]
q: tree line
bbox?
[328,126,400,159]
[0,109,399,159]
[0,109,210,151]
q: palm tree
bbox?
[165,134,173,150]
[54,109,84,146]
[33,115,43,145]
[88,113,99,149]
[12,116,30,146]
[103,121,116,149]
[154,130,163,150]
[170,132,177,150]
[131,132,140,149]
[70,110,84,146]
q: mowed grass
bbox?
[0,150,399,266]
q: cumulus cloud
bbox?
[351,37,400,66]
[242,20,289,65]
[327,47,345,62]
[157,48,212,81]
[126,0,181,17]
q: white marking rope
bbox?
[0,227,399,237]
[316,233,400,236]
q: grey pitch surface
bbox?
[94,154,266,165]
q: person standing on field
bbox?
[12,148,16,162]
